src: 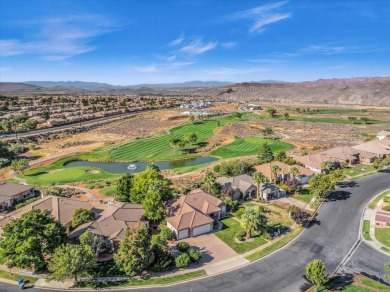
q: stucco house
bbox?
[351,140,390,159]
[292,154,338,174]
[258,183,286,201]
[166,189,226,240]
[254,161,314,185]
[216,174,257,200]
[0,182,35,213]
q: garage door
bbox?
[178,229,189,240]
[192,224,211,237]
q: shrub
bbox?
[383,205,390,212]
[238,230,246,237]
[234,208,245,219]
[188,248,202,262]
[149,246,175,272]
[175,253,190,268]
[383,197,390,203]
[258,206,266,213]
[176,242,190,252]
[159,228,173,241]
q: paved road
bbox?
[1,172,390,292]
[345,241,390,283]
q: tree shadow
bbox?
[299,276,312,291]
[306,218,321,229]
[325,191,351,202]
[338,181,359,188]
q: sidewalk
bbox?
[361,195,389,253]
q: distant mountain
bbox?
[129,81,234,89]
[0,82,43,92]
[25,81,118,90]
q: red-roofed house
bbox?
[166,189,226,240]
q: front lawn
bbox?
[375,228,390,247]
[344,164,376,178]
[210,137,293,159]
[369,190,390,209]
[215,218,267,254]
[0,269,38,284]
[293,188,314,203]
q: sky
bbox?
[0,0,389,85]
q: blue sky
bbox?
[0,0,389,85]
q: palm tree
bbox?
[240,208,268,239]
[320,161,334,174]
[289,166,300,180]
[252,171,268,199]
[203,170,216,193]
[271,165,281,184]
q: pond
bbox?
[64,156,219,173]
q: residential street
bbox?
[1,172,390,292]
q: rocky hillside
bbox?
[216,77,390,106]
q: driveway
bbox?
[179,232,238,265]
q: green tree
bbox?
[169,137,182,151]
[275,151,286,162]
[284,112,289,120]
[142,182,165,221]
[240,208,268,239]
[347,116,357,124]
[131,166,172,203]
[203,170,216,193]
[360,117,369,124]
[252,172,268,199]
[184,132,198,145]
[271,165,282,184]
[260,127,274,138]
[380,156,390,169]
[175,253,190,268]
[308,174,336,198]
[115,173,133,202]
[289,166,300,180]
[79,230,106,256]
[11,158,29,174]
[233,112,243,119]
[114,225,152,276]
[41,111,50,120]
[265,108,277,117]
[306,259,327,288]
[0,209,67,272]
[320,161,334,173]
[373,157,383,169]
[47,243,97,284]
[71,208,95,228]
[257,143,274,164]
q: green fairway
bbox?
[21,157,120,186]
[210,137,293,159]
[81,113,262,162]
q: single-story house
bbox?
[0,182,35,213]
[292,154,338,174]
[167,189,226,240]
[216,174,257,200]
[351,140,390,159]
[254,161,314,184]
[69,202,148,249]
[377,130,390,140]
[321,146,360,165]
[258,183,286,201]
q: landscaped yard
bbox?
[344,164,376,178]
[215,218,267,254]
[0,269,38,284]
[80,113,262,162]
[293,188,314,204]
[210,137,293,159]
[369,190,390,209]
[362,220,371,241]
[375,228,390,247]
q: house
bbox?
[166,189,226,240]
[351,140,390,159]
[216,174,257,200]
[258,183,286,201]
[254,161,314,184]
[292,154,338,174]
[0,195,94,233]
[69,202,148,249]
[322,146,360,165]
[0,182,35,213]
[377,130,390,140]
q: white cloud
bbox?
[133,65,158,73]
[221,42,237,49]
[169,35,185,46]
[0,14,118,60]
[178,38,217,55]
[301,45,347,54]
[227,1,291,33]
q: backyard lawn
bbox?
[81,113,262,162]
[215,218,267,254]
[210,137,293,159]
[375,228,390,247]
